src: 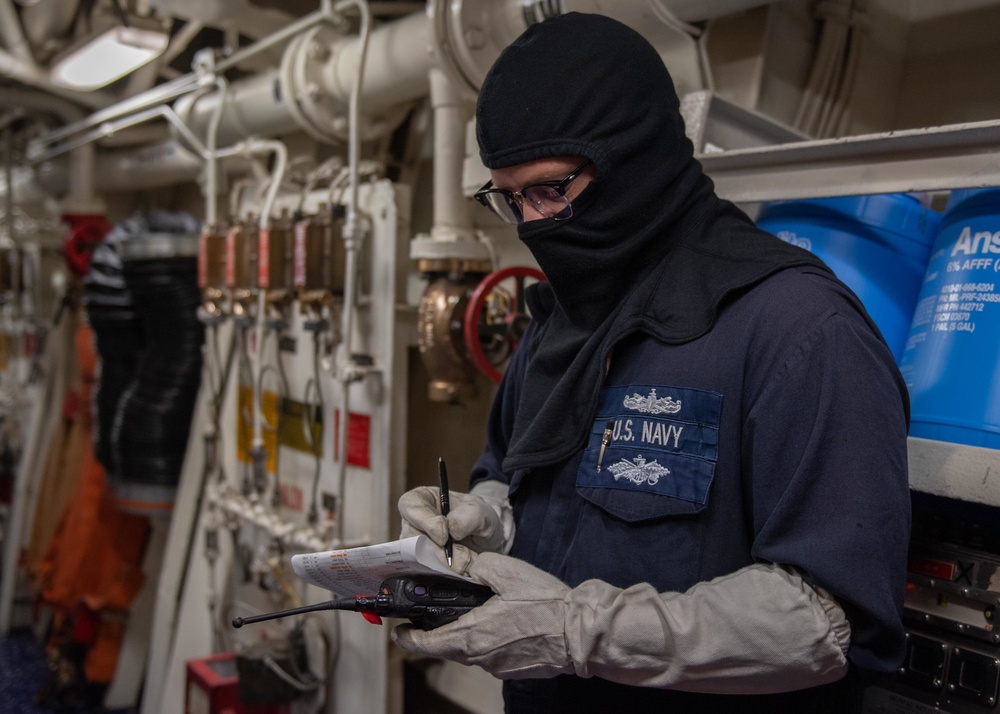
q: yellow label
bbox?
[237,388,323,470]
[236,387,280,473]
[278,397,324,457]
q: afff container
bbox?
[757,194,940,362]
[899,188,1000,449]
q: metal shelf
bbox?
[907,437,1000,507]
[700,118,1000,203]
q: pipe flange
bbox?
[281,23,412,145]
[281,25,346,143]
[410,234,492,263]
[429,0,529,97]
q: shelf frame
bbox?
[700,118,1000,203]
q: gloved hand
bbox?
[398,480,514,574]
[393,552,574,679]
[392,553,851,694]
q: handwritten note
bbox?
[291,535,470,597]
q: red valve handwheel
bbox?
[463,266,545,383]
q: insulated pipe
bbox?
[429,68,474,242]
[33,139,254,194]
[173,70,300,149]
[177,10,431,146]
[432,0,780,98]
[63,140,102,214]
[318,10,433,119]
[29,90,229,218]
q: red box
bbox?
[185,653,290,714]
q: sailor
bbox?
[395,12,910,713]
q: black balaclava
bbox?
[477,12,829,472]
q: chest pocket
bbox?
[576,384,722,522]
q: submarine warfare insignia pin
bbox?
[622,388,681,415]
[608,454,670,486]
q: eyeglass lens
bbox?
[480,186,573,225]
[475,160,591,225]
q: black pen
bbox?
[438,457,453,567]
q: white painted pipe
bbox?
[333,0,372,547]
[321,9,433,115]
[33,139,252,194]
[173,70,301,149]
[177,10,431,147]
[429,67,474,241]
[203,79,229,228]
[62,140,102,214]
[35,140,196,193]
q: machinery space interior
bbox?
[1,0,999,712]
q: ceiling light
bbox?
[50,24,169,91]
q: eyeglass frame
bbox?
[473,159,594,224]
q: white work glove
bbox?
[397,480,515,574]
[392,553,851,694]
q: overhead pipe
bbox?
[173,69,301,148]
[24,0,780,160]
[430,0,780,99]
[29,0,343,154]
[175,9,432,147]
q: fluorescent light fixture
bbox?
[50,25,169,91]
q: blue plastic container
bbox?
[757,194,940,362]
[899,188,1000,449]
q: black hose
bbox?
[87,211,205,513]
[83,224,141,473]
